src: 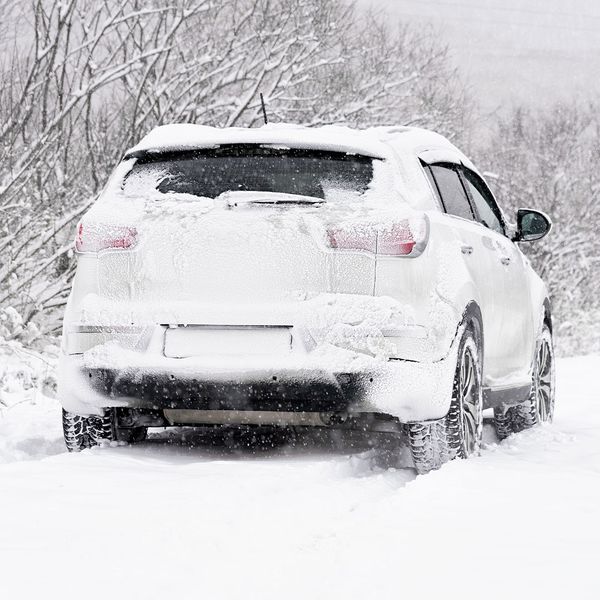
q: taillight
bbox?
[326,217,427,257]
[376,222,416,255]
[326,225,377,253]
[75,222,138,253]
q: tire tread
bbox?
[406,329,482,474]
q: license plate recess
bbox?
[163,325,292,358]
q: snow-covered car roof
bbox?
[124,123,471,167]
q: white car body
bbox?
[58,124,551,430]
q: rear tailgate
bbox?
[96,205,376,314]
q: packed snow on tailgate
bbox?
[70,125,437,381]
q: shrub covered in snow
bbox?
[555,309,600,358]
[0,307,41,345]
[0,338,58,409]
[0,339,62,463]
[479,103,600,355]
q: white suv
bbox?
[59,124,554,472]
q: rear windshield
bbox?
[123,145,376,200]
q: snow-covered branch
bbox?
[0,0,469,339]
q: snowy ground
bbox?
[1,353,599,600]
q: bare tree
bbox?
[111,1,470,137]
[0,0,470,340]
[0,0,210,332]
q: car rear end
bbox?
[58,126,457,433]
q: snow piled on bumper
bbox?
[61,292,456,421]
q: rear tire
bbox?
[406,325,483,474]
[493,324,555,440]
[87,410,116,446]
[62,408,138,451]
[62,409,90,452]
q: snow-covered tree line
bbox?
[0,0,468,339]
[1,1,594,352]
[480,104,600,353]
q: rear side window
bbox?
[423,164,444,209]
[429,164,474,221]
[460,168,505,235]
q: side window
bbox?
[460,168,504,235]
[429,164,474,221]
[422,164,445,210]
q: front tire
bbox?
[406,325,483,474]
[493,324,555,440]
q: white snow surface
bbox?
[1,351,599,599]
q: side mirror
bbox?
[513,208,552,242]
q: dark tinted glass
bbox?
[519,210,550,240]
[461,168,504,235]
[429,164,473,220]
[124,146,375,200]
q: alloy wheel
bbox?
[534,336,554,422]
[458,344,481,456]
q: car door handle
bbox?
[461,245,473,255]
[500,256,511,265]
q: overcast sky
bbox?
[357,0,600,117]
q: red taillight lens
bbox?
[376,222,416,256]
[326,218,426,257]
[75,222,138,253]
[326,226,377,253]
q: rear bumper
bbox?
[58,314,460,423]
[85,366,368,413]
[59,350,457,423]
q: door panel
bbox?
[459,166,534,383]
[486,234,534,382]
[449,219,507,382]
[427,164,504,380]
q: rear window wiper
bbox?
[219,191,324,208]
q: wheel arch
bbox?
[461,301,484,358]
[530,297,552,370]
[543,297,552,333]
